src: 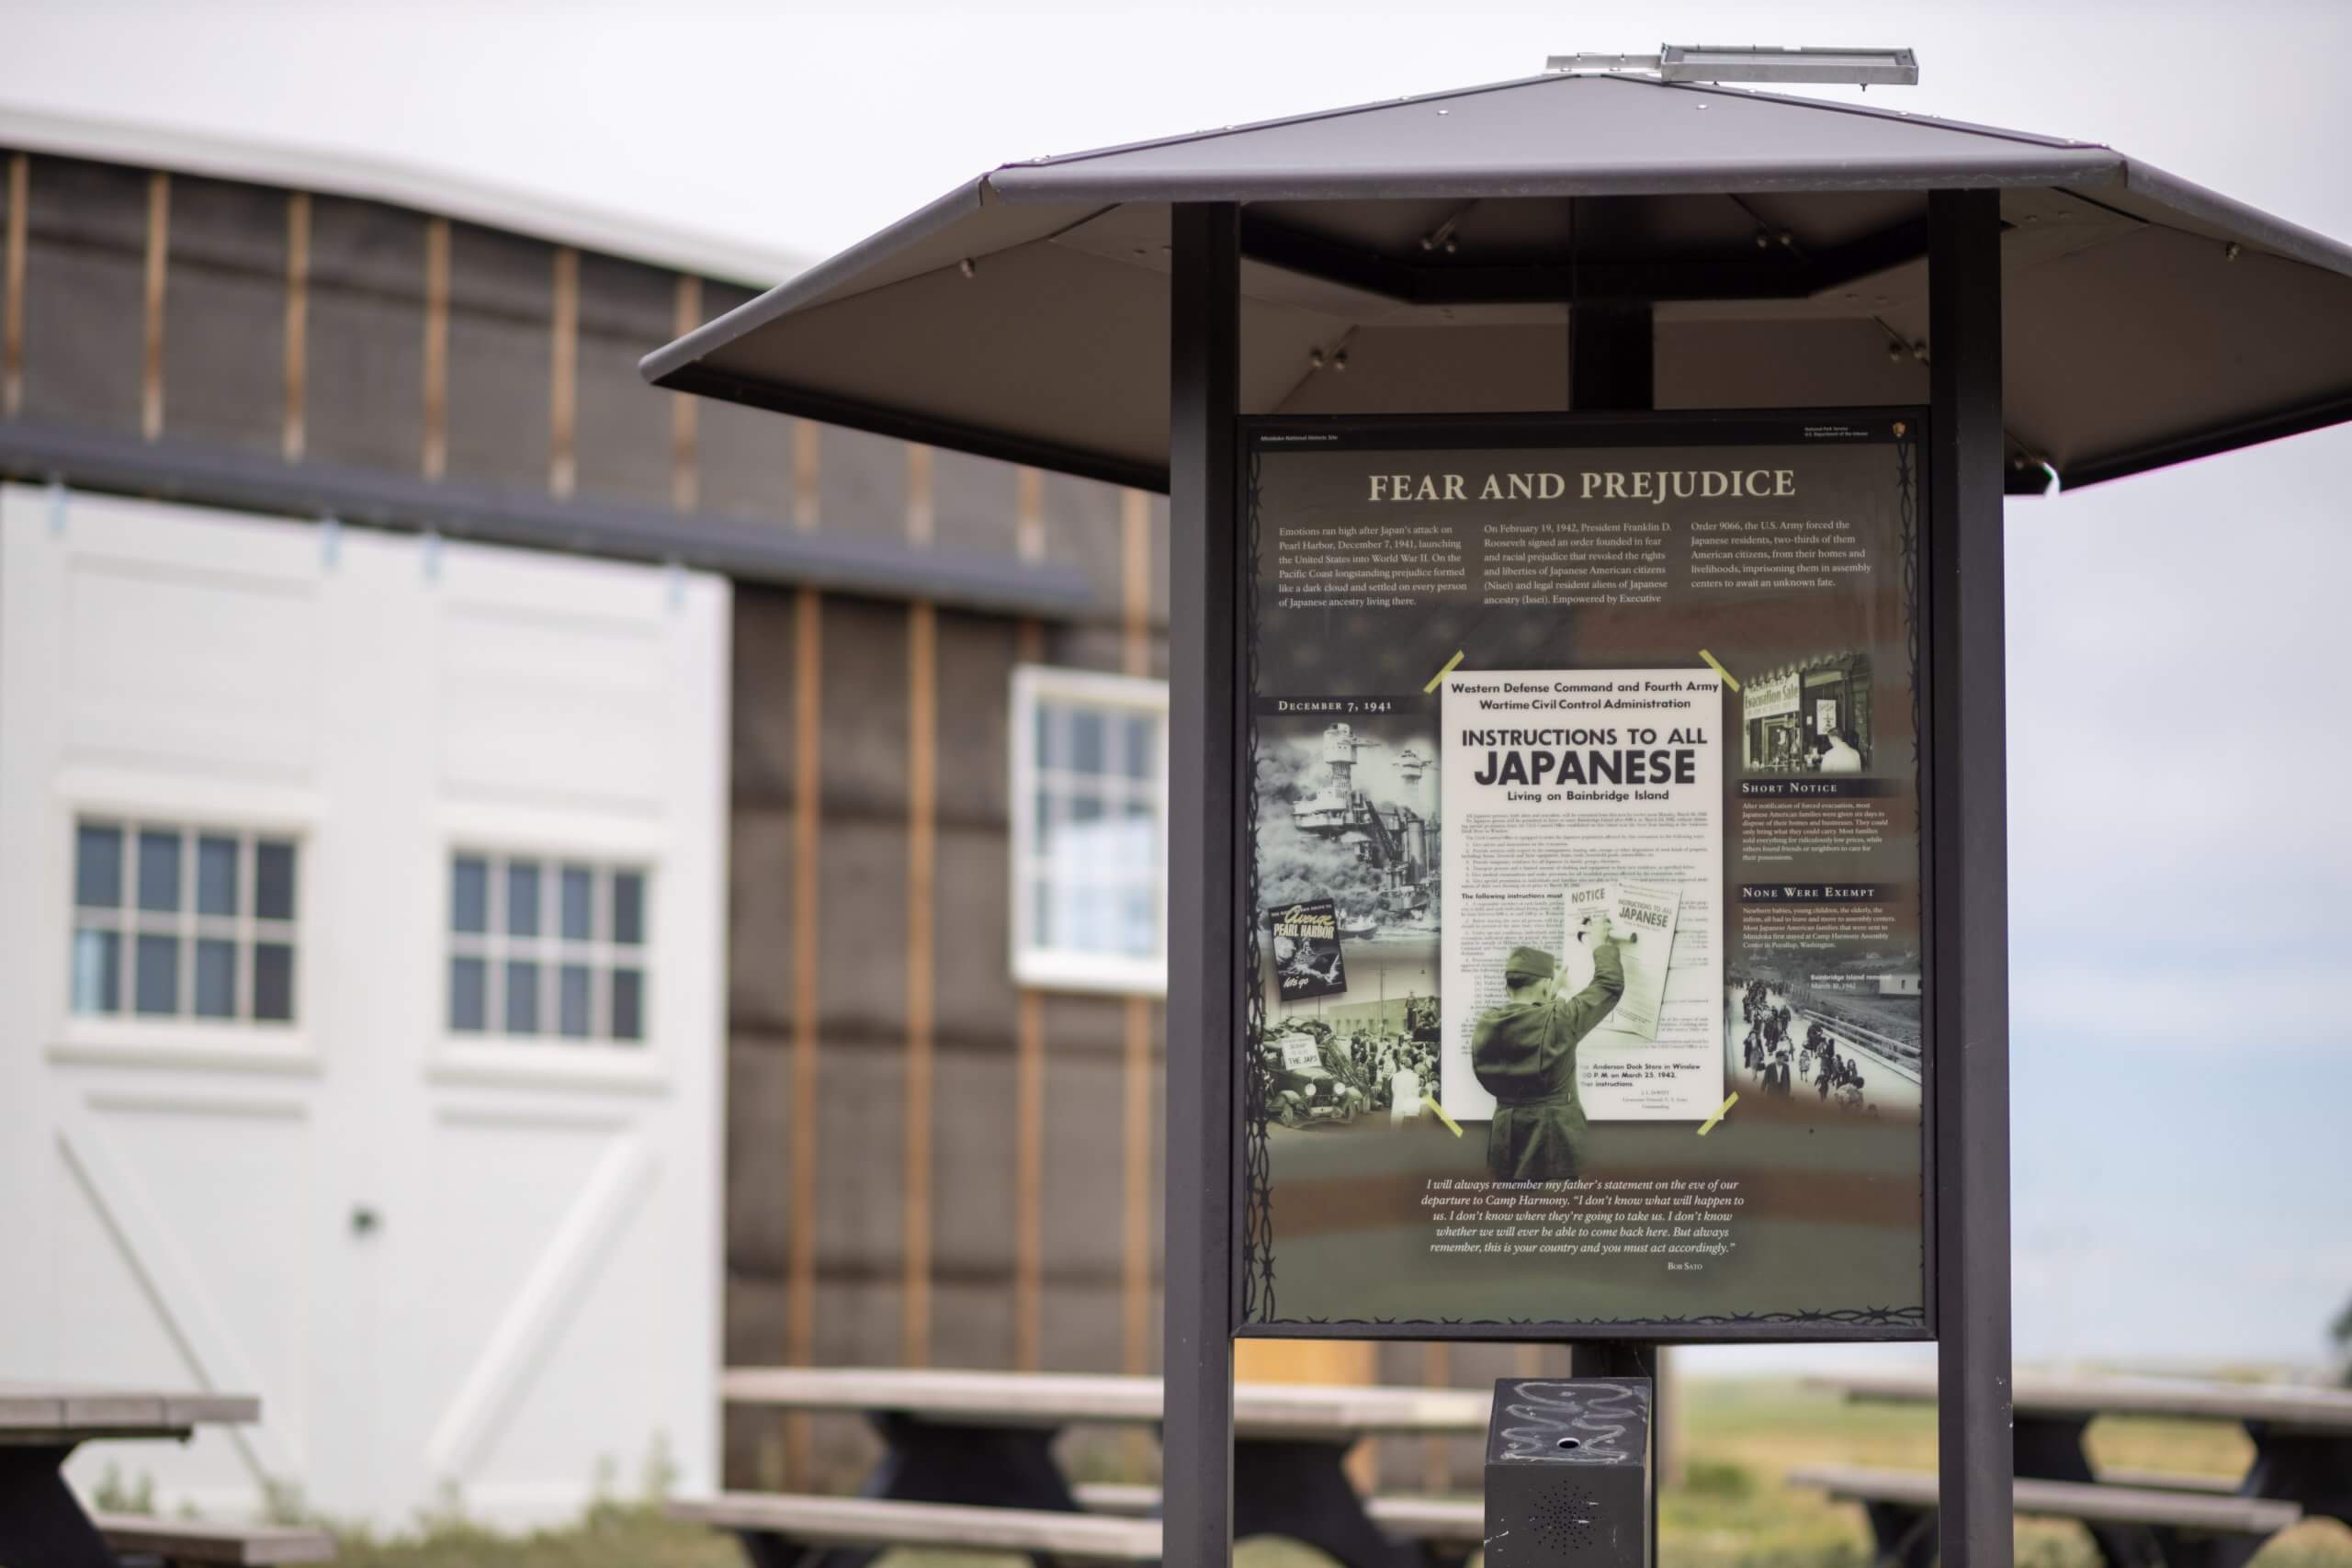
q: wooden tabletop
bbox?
[1813,1372,2352,1434]
[721,1368,1490,1439]
[0,1382,260,1442]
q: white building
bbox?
[0,486,729,1526]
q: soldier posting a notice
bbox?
[1471,920,1627,1182]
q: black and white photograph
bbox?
[1725,950,1923,1120]
[1253,705,1441,947]
[1250,955,1444,1134]
[1740,650,1874,775]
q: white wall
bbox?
[0,485,728,1531]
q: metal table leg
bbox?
[2012,1411,2166,1568]
[2242,1425,2352,1529]
[0,1443,124,1568]
[1230,1437,1419,1568]
[779,1415,1082,1568]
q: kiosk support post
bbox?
[1927,187,2016,1566]
[1566,280,1664,1568]
[1165,199,1243,1568]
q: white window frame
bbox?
[428,807,672,1096]
[1009,664,1169,997]
[48,772,320,1075]
[443,848,651,1047]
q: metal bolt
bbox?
[1308,348,1325,369]
[1332,349,1350,372]
[2225,242,2243,261]
[958,258,976,278]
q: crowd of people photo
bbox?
[1735,976,1878,1115]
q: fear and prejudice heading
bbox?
[1366,468,1797,504]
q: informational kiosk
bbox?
[645,53,2352,1566]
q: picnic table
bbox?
[0,1382,261,1566]
[1803,1371,2352,1567]
[720,1366,1490,1568]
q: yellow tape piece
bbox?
[1698,649,1740,693]
[1696,1092,1739,1135]
[1423,649,1465,694]
[1422,1094,1464,1137]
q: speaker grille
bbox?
[1532,1484,1601,1552]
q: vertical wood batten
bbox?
[548,247,579,498]
[1119,483,1155,1402]
[792,421,820,529]
[671,276,702,513]
[422,218,450,480]
[1422,1343,1451,1492]
[1012,464,1047,1371]
[282,193,310,463]
[141,172,169,441]
[786,583,824,1483]
[903,444,938,1369]
[4,153,27,418]
[1012,988,1044,1371]
[1015,466,1045,565]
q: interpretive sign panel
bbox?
[1238,412,1930,1338]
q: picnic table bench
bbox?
[1795,1371,2352,1567]
[689,1367,1490,1567]
[0,1382,333,1567]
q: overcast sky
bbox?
[8,0,2349,1375]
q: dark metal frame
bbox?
[1164,190,2014,1565]
[1229,405,1934,1347]
[1227,403,1928,1564]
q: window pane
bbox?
[612,872,645,947]
[134,933,180,1014]
[560,865,594,942]
[1071,886,1110,953]
[506,863,542,937]
[197,836,240,917]
[1035,703,1057,770]
[72,929,119,1013]
[451,856,490,934]
[449,956,487,1032]
[194,938,236,1018]
[1124,714,1156,781]
[611,968,644,1042]
[505,960,540,1033]
[1115,801,1155,873]
[1069,706,1105,774]
[559,964,594,1038]
[254,840,298,921]
[137,829,183,913]
[1121,889,1158,957]
[75,825,124,908]
[253,942,295,1021]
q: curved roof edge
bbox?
[0,101,809,288]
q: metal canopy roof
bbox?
[642,71,2352,494]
